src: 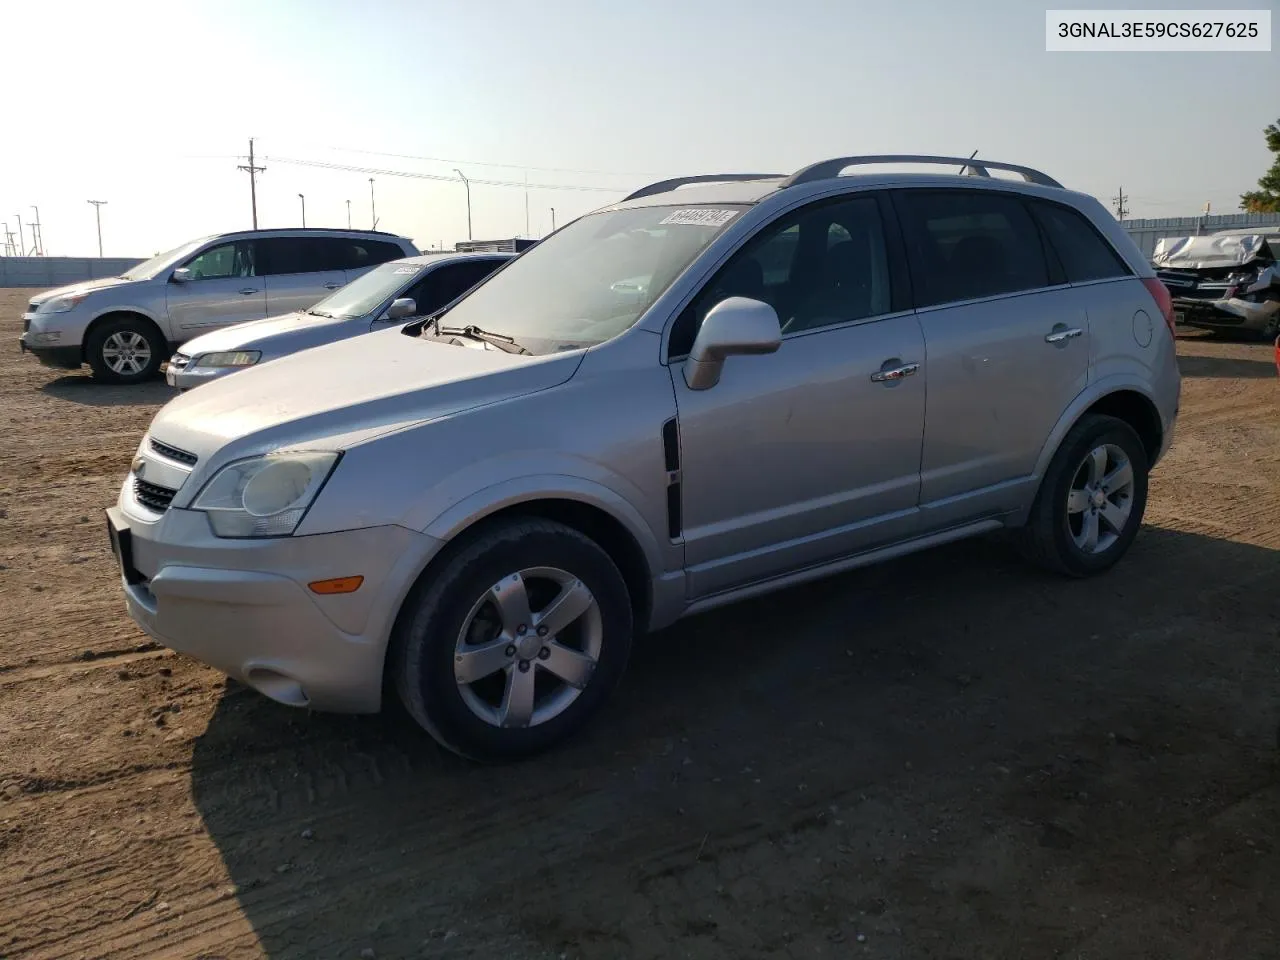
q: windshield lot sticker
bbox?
[393,266,422,274]
[660,208,739,227]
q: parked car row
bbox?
[49,155,1185,761]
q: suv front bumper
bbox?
[106,503,442,713]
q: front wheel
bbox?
[392,518,634,761]
[86,316,165,384]
[1019,414,1150,577]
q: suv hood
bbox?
[28,275,136,307]
[178,310,359,357]
[1153,234,1273,271]
[149,325,582,465]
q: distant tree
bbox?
[1240,118,1280,213]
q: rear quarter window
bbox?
[1030,201,1132,283]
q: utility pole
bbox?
[2,222,14,257]
[454,168,472,241]
[237,137,265,229]
[30,206,43,256]
[524,171,530,238]
[298,193,306,227]
[369,178,377,229]
[14,214,24,255]
[87,200,107,256]
[1112,186,1128,221]
[345,199,351,228]
[549,207,556,233]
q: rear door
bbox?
[164,240,267,333]
[260,237,349,316]
[892,187,1090,524]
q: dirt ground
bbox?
[0,286,1277,960]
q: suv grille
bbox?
[149,438,198,466]
[134,479,178,512]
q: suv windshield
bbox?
[432,204,748,354]
[119,237,212,281]
[309,260,420,319]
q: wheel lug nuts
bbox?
[517,660,531,673]
[538,647,551,660]
[504,645,516,657]
[517,624,527,635]
[536,625,548,637]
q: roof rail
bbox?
[779,155,1063,189]
[622,173,784,203]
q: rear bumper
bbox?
[107,503,443,713]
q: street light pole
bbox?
[369,178,377,229]
[549,207,556,233]
[14,214,24,256]
[453,169,472,240]
[30,206,43,256]
[345,199,351,228]
[87,200,107,256]
[298,193,306,227]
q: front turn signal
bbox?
[308,576,364,595]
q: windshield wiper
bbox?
[436,324,530,355]
[308,309,337,319]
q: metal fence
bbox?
[0,257,144,288]
[1120,213,1280,259]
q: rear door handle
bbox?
[1045,327,1084,344]
[239,287,259,296]
[870,361,920,383]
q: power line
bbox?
[264,155,629,194]
[301,143,652,179]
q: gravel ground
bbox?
[1,286,1277,960]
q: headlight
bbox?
[192,350,261,368]
[191,451,339,538]
[44,292,92,313]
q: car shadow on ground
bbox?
[1176,354,1277,379]
[38,373,175,407]
[189,527,1280,959]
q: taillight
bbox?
[1142,277,1176,337]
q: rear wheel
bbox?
[1019,414,1149,577]
[86,316,165,384]
[392,518,634,761]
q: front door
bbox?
[891,188,1091,522]
[669,193,927,599]
[165,240,266,333]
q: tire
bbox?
[391,518,634,761]
[1019,414,1149,577]
[86,316,165,384]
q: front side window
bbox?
[894,189,1049,307]
[306,260,421,318]
[183,241,255,280]
[411,260,505,313]
[668,195,893,357]
[432,205,747,355]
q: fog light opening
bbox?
[244,667,310,708]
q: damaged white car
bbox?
[1153,231,1280,340]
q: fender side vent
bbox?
[661,417,682,539]
[666,483,683,541]
[661,417,680,472]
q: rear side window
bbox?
[1030,201,1131,283]
[894,190,1049,307]
[257,238,308,276]
[347,240,405,270]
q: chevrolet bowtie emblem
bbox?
[131,456,146,476]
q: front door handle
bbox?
[1045,327,1084,344]
[324,282,341,290]
[239,287,259,296]
[870,361,920,383]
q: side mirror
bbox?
[385,297,417,320]
[171,267,192,283]
[683,297,781,391]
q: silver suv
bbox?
[106,155,1181,761]
[19,228,418,384]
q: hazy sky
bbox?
[3,0,1275,257]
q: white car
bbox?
[166,252,513,389]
